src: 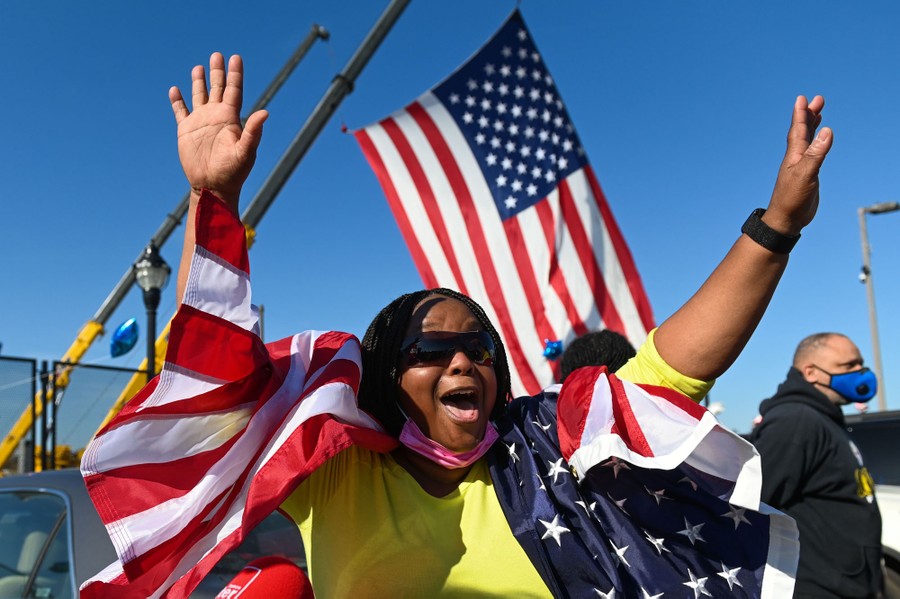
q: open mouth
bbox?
[440,389,481,423]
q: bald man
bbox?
[751,333,883,598]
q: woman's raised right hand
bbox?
[169,52,268,212]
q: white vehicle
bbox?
[845,410,900,597]
[0,469,306,598]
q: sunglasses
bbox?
[399,331,496,368]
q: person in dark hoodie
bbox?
[751,332,883,598]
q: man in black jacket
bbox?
[751,332,883,598]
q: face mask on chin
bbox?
[812,365,878,403]
[398,417,499,469]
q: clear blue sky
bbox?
[3,1,900,449]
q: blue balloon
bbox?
[110,318,139,357]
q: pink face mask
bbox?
[398,418,499,469]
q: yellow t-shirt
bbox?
[280,328,712,598]
[281,449,551,598]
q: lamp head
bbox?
[134,244,171,293]
[864,201,900,215]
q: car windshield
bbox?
[0,491,72,598]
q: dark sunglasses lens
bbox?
[463,334,494,365]
[402,332,495,366]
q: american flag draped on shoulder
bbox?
[79,191,397,598]
[354,10,654,396]
[489,368,798,597]
[79,192,796,597]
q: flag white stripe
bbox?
[363,121,457,286]
[390,103,491,303]
[535,190,602,343]
[550,183,604,331]
[184,246,258,332]
[566,171,647,345]
[760,505,801,598]
[85,405,254,474]
[392,106,480,291]
[141,363,227,411]
[511,202,579,357]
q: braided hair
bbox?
[358,288,512,437]
[558,329,636,383]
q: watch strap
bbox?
[741,208,800,254]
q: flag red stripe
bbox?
[195,190,250,274]
[535,197,589,339]
[166,305,267,381]
[585,166,655,332]
[555,365,600,459]
[502,214,562,382]
[407,101,542,394]
[354,128,439,288]
[379,116,468,293]
[112,351,287,426]
[92,376,159,438]
[306,330,356,369]
[557,179,625,334]
[166,526,243,599]
[607,373,653,457]
[84,431,246,520]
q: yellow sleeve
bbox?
[614,329,714,402]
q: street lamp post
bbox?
[858,201,900,412]
[134,244,171,383]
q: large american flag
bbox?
[355,10,654,395]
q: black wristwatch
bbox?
[741,208,800,254]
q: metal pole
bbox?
[49,366,57,470]
[144,288,161,382]
[39,361,49,471]
[29,359,36,472]
[242,0,412,228]
[248,25,330,115]
[858,208,887,411]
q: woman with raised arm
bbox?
[81,52,831,598]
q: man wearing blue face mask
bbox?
[751,332,883,598]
